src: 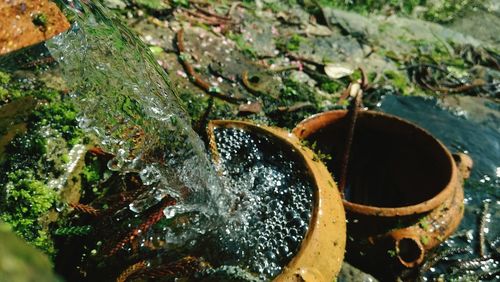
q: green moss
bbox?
[31,102,83,146]
[81,159,101,186]
[423,0,481,23]
[0,71,10,84]
[0,75,85,256]
[383,70,410,94]
[0,170,57,255]
[135,0,171,11]
[303,140,332,163]
[319,80,343,93]
[276,34,305,53]
[171,0,190,8]
[227,32,257,58]
[420,235,430,245]
[32,13,48,28]
[0,71,60,104]
[418,218,430,231]
[387,249,397,257]
[54,225,92,236]
[287,34,304,52]
[264,78,322,129]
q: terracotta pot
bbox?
[292,110,471,270]
[207,120,346,281]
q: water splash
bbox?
[45,1,226,232]
[201,126,313,279]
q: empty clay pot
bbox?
[208,120,346,281]
[292,110,472,271]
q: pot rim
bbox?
[207,120,346,281]
[293,110,459,217]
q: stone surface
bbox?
[338,262,378,282]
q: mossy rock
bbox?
[0,221,59,282]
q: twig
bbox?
[337,85,351,105]
[479,201,490,257]
[116,261,147,282]
[70,203,100,216]
[359,67,368,90]
[106,195,176,257]
[181,9,226,26]
[451,255,495,270]
[130,256,208,280]
[419,247,470,275]
[338,85,363,195]
[268,64,301,73]
[21,56,56,68]
[194,4,232,21]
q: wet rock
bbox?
[102,0,127,10]
[274,4,310,26]
[242,21,278,58]
[447,7,500,45]
[127,18,173,50]
[292,32,365,68]
[338,262,378,282]
[324,8,484,53]
[238,101,262,114]
[440,95,500,131]
[289,70,316,87]
[0,221,59,282]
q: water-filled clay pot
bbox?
[207,120,346,282]
[292,110,472,272]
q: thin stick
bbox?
[69,203,100,216]
[194,4,232,21]
[338,86,363,195]
[130,256,207,280]
[106,195,176,257]
[116,261,147,282]
[419,247,470,275]
[479,201,489,257]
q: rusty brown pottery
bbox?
[292,110,472,273]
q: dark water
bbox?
[199,126,313,280]
[378,95,499,280]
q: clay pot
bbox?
[207,120,346,281]
[292,110,471,270]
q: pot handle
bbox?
[452,153,473,180]
[395,236,425,268]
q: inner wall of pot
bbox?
[306,113,452,207]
